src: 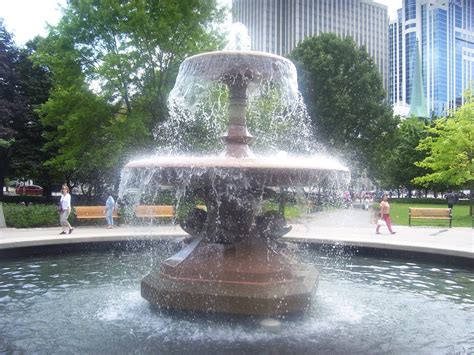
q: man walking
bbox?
[445,190,458,210]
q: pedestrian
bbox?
[445,190,458,210]
[376,194,396,235]
[59,185,73,235]
[363,194,370,211]
[105,191,115,229]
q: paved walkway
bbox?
[0,209,472,259]
[0,224,188,250]
[289,209,473,259]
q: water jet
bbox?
[124,47,349,315]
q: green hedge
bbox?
[3,203,62,228]
[0,195,60,205]
[389,197,470,205]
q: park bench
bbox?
[408,207,452,228]
[75,206,119,222]
[134,205,175,219]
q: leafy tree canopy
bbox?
[288,33,399,179]
[413,94,473,189]
[32,0,225,196]
[0,19,23,139]
[380,116,429,190]
[9,39,53,183]
[38,0,225,126]
[0,22,53,196]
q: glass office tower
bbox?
[389,0,474,118]
[232,0,389,91]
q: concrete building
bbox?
[389,0,474,118]
[232,0,389,89]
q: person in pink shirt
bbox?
[376,194,396,235]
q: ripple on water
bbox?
[0,250,472,354]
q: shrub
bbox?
[3,203,61,228]
[0,195,60,205]
[390,197,470,205]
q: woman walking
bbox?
[376,194,396,235]
[59,185,73,235]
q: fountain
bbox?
[123,40,349,315]
[1,26,473,354]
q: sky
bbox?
[0,0,402,46]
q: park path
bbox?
[288,207,473,259]
[0,208,472,259]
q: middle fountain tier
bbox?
[124,50,349,316]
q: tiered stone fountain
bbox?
[125,50,349,316]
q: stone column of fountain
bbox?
[221,72,254,158]
[127,48,349,316]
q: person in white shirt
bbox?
[59,185,73,235]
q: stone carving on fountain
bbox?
[126,49,349,315]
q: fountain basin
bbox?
[142,266,317,316]
[1,243,472,353]
[141,239,318,315]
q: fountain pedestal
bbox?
[142,239,319,315]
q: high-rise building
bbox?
[232,0,389,90]
[389,0,474,118]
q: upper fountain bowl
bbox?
[168,50,300,109]
[180,50,297,83]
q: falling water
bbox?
[154,23,318,155]
[120,24,347,216]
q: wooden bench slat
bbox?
[410,217,451,220]
[410,209,451,216]
[408,207,452,227]
[135,205,174,218]
[75,206,119,219]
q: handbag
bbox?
[377,219,386,226]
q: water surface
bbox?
[1,244,472,354]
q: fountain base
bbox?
[141,239,319,316]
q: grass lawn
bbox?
[262,201,303,220]
[388,202,472,228]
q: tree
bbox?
[8,39,55,195]
[288,33,399,179]
[47,0,225,128]
[0,22,53,197]
[380,117,429,195]
[34,0,225,196]
[413,94,474,214]
[0,20,22,196]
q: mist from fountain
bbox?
[154,23,316,156]
[118,23,350,315]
